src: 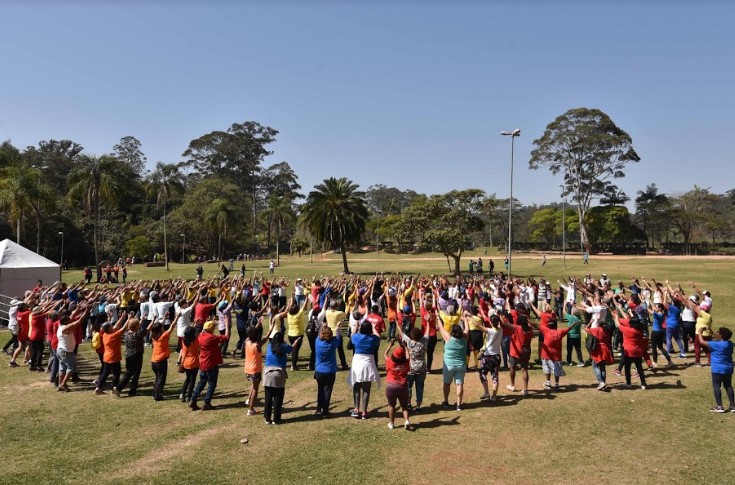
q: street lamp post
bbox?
[180,233,186,264]
[559,185,567,269]
[58,231,64,279]
[500,129,521,276]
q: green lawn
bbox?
[2,251,734,485]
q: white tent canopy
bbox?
[0,239,60,299]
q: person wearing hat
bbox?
[216,299,234,358]
[384,339,411,429]
[689,282,713,310]
[600,274,610,288]
[189,318,230,411]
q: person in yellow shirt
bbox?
[275,294,310,370]
[325,299,348,370]
[464,307,486,368]
[439,304,460,333]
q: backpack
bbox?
[91,331,102,350]
[305,313,319,338]
[586,333,599,352]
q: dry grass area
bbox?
[1,251,734,485]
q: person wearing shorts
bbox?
[477,311,503,401]
[438,314,469,411]
[245,320,271,416]
[384,340,411,430]
[533,311,578,390]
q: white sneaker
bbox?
[597,382,606,390]
[404,420,410,429]
[543,381,551,389]
[576,362,585,367]
[387,422,394,430]
[245,399,249,406]
[506,384,516,392]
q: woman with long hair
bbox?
[245,317,271,416]
[613,301,648,390]
[384,339,411,430]
[348,320,382,419]
[583,317,613,391]
[646,303,673,368]
[314,322,341,417]
[178,326,199,402]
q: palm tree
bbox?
[300,177,369,273]
[206,198,235,261]
[263,195,295,266]
[0,164,38,244]
[147,162,184,270]
[67,154,121,264]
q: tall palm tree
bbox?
[147,162,184,270]
[67,154,121,264]
[206,198,235,261]
[300,177,369,273]
[0,164,38,244]
[263,195,295,266]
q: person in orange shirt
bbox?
[150,312,179,401]
[177,327,200,403]
[244,317,273,416]
[95,312,130,395]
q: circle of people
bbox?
[4,269,734,430]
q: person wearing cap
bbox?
[696,326,734,413]
[384,339,411,430]
[600,274,610,288]
[688,282,713,310]
[189,318,230,411]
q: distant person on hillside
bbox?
[196,264,203,280]
[541,254,547,267]
[269,259,275,275]
[583,253,589,265]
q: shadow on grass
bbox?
[409,416,461,430]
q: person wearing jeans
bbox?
[664,293,686,357]
[190,319,230,411]
[263,331,296,424]
[314,321,341,417]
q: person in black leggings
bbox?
[647,304,673,367]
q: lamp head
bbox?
[512,129,521,136]
[500,131,511,136]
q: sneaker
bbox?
[93,379,100,387]
[534,359,542,365]
[677,354,687,359]
[189,401,200,411]
[456,404,462,411]
[710,406,726,413]
[728,406,735,413]
[387,422,395,430]
[1,349,9,355]
[612,369,622,376]
[506,384,516,392]
[361,412,367,420]
[543,381,551,389]
[95,388,105,395]
[441,401,449,409]
[565,362,575,366]
[245,399,250,406]
[351,409,360,418]
[247,409,260,416]
[640,385,647,390]
[414,405,421,413]
[693,363,702,367]
[113,387,121,398]
[480,394,491,401]
[576,362,585,367]
[202,403,215,411]
[404,420,411,430]
[290,365,296,371]
[665,361,674,368]
[597,382,606,391]
[8,361,18,367]
[553,383,559,390]
[521,390,529,395]
[265,420,273,425]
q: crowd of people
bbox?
[2,269,734,430]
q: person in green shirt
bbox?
[565,307,585,366]
[437,313,470,411]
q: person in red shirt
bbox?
[614,302,648,389]
[498,312,534,395]
[47,311,61,385]
[9,303,31,367]
[29,305,52,371]
[365,305,385,362]
[583,320,613,391]
[384,340,411,430]
[95,312,130,395]
[419,292,439,372]
[190,319,230,411]
[531,312,579,390]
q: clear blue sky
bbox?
[1,2,734,207]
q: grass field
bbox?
[2,250,734,485]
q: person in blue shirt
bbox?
[698,326,734,413]
[314,323,341,417]
[263,332,298,424]
[646,303,673,368]
[348,320,381,419]
[664,290,686,358]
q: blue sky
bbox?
[1,1,734,207]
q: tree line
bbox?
[1,109,733,275]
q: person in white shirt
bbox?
[294,278,306,306]
[600,274,611,288]
[57,304,91,391]
[477,312,503,401]
[558,278,576,314]
[2,298,21,355]
[174,297,195,352]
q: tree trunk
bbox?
[36,209,41,254]
[446,254,452,273]
[93,196,100,264]
[16,209,22,244]
[163,198,169,271]
[452,254,461,275]
[276,221,281,266]
[218,233,222,261]
[577,205,590,254]
[340,243,349,273]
